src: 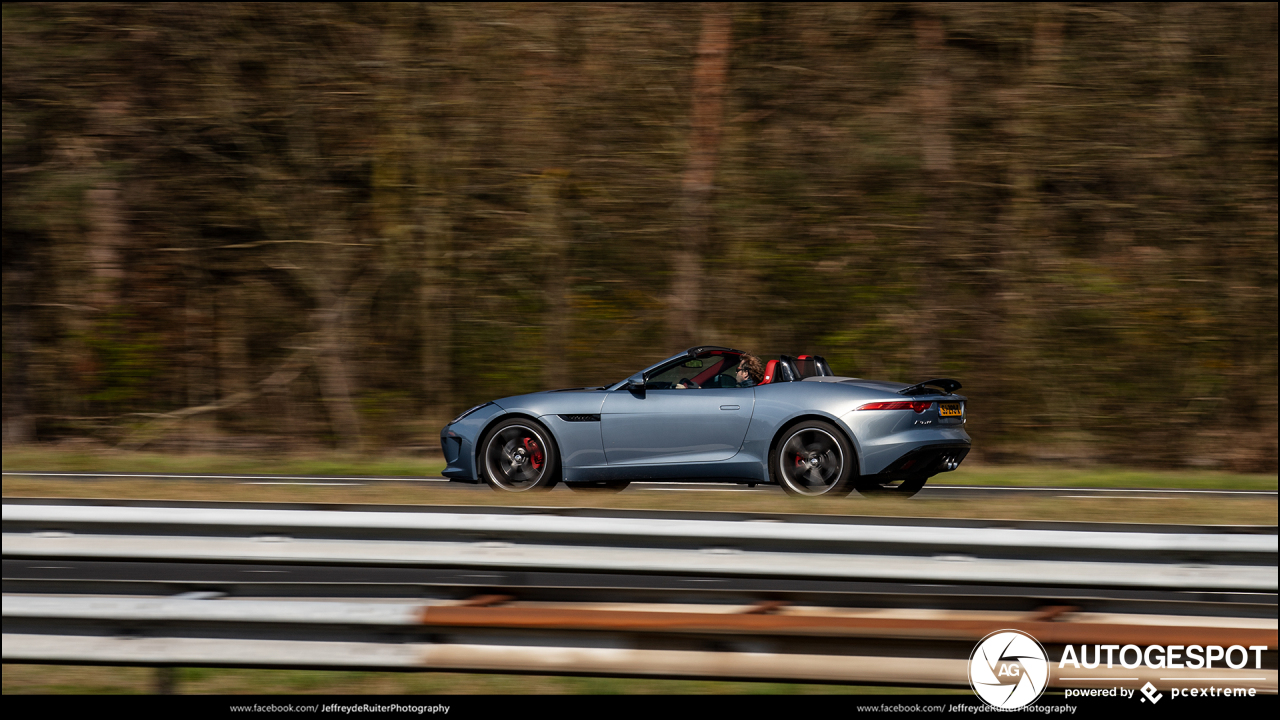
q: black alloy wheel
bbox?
[480,418,560,492]
[771,420,855,497]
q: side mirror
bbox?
[625,375,645,393]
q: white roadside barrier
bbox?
[4,504,1276,591]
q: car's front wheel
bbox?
[479,418,559,492]
[771,420,856,497]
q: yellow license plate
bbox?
[940,403,963,417]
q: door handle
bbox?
[720,405,740,410]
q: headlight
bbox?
[450,403,492,425]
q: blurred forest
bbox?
[3,3,1276,470]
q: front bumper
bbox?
[439,403,507,482]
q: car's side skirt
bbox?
[563,458,768,484]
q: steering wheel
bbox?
[677,377,700,389]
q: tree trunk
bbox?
[183,263,217,451]
[85,182,126,311]
[420,191,454,417]
[909,11,952,378]
[215,284,250,432]
[2,234,35,444]
[532,170,572,390]
[668,3,733,351]
[987,9,1063,438]
[535,7,582,391]
[314,298,364,452]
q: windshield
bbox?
[645,350,744,389]
[606,346,748,390]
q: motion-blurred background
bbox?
[2,3,1275,471]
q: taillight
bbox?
[856,401,933,413]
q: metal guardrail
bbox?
[4,594,1276,691]
[4,503,1277,591]
[3,501,1277,690]
[9,494,1277,533]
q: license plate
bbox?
[940,403,963,417]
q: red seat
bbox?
[759,359,780,385]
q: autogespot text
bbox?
[1057,644,1267,670]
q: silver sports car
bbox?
[440,346,970,497]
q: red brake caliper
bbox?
[523,437,543,470]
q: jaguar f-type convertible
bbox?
[440,346,970,497]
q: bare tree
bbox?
[668,3,733,350]
[909,9,952,378]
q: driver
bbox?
[674,353,764,388]
[734,354,765,387]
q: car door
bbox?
[600,385,755,465]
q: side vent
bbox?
[558,414,601,422]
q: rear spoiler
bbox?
[899,378,962,396]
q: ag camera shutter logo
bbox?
[969,629,1050,709]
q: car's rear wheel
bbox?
[566,480,630,494]
[479,418,559,492]
[855,474,928,498]
[771,420,855,497]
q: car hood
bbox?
[492,387,609,415]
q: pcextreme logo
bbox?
[969,629,1050,709]
[1141,682,1164,704]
